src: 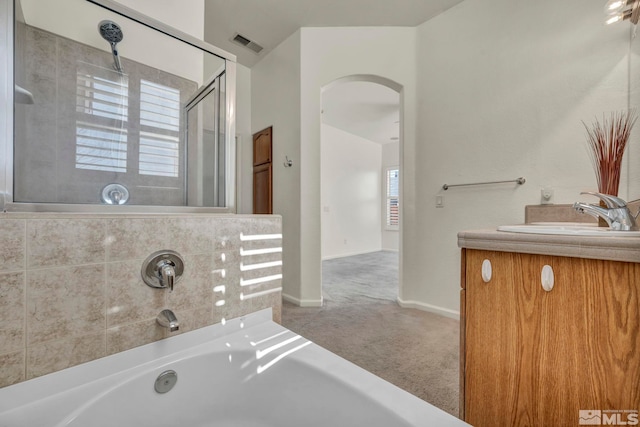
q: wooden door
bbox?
[253,127,272,214]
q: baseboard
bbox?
[282,292,323,307]
[321,249,382,261]
[397,297,460,320]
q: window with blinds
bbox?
[386,167,399,229]
[74,72,181,178]
[75,72,129,172]
[139,80,180,177]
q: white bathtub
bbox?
[0,309,469,427]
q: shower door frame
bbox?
[185,69,227,208]
[0,0,238,213]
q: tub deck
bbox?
[0,309,469,427]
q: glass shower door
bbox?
[185,72,227,207]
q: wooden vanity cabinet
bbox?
[460,249,640,427]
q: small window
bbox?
[74,72,180,178]
[75,70,129,173]
[139,80,180,177]
[75,123,128,172]
[386,167,399,229]
[76,72,129,120]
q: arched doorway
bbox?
[320,75,403,304]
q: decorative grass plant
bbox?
[583,110,637,196]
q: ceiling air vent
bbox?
[231,33,264,54]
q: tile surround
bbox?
[27,219,106,268]
[525,201,640,224]
[0,213,282,388]
[0,352,25,387]
[524,204,597,224]
[0,273,25,353]
[15,25,198,206]
[0,221,25,271]
[27,264,106,345]
[26,332,106,380]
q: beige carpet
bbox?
[281,251,460,416]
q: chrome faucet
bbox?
[157,309,179,332]
[573,192,639,231]
[160,263,176,292]
[141,250,184,293]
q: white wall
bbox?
[235,63,253,214]
[248,0,636,316]
[299,27,417,306]
[252,27,415,306]
[381,141,400,251]
[20,0,209,85]
[408,0,632,314]
[251,30,302,303]
[631,24,640,199]
[113,0,204,39]
[321,124,382,259]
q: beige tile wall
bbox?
[14,25,197,206]
[0,213,282,388]
[525,200,640,224]
[525,204,597,224]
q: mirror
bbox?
[631,28,640,199]
[12,0,233,208]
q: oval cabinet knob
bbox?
[481,259,492,283]
[541,265,554,292]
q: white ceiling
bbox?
[322,81,400,145]
[203,0,465,68]
[203,0,464,145]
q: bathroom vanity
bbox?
[458,229,640,427]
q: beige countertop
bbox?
[458,228,640,264]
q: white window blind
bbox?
[386,168,399,228]
[139,80,180,177]
[75,123,127,172]
[76,73,129,120]
[74,71,181,178]
[75,72,128,172]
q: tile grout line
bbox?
[103,218,108,356]
[22,218,28,382]
[5,217,282,385]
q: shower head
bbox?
[98,20,124,73]
[98,20,123,44]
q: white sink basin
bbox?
[497,222,640,237]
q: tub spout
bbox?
[157,309,179,332]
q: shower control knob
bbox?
[141,250,184,292]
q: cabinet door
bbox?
[464,250,526,426]
[530,256,640,425]
[464,250,640,427]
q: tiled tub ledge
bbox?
[0,213,283,388]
